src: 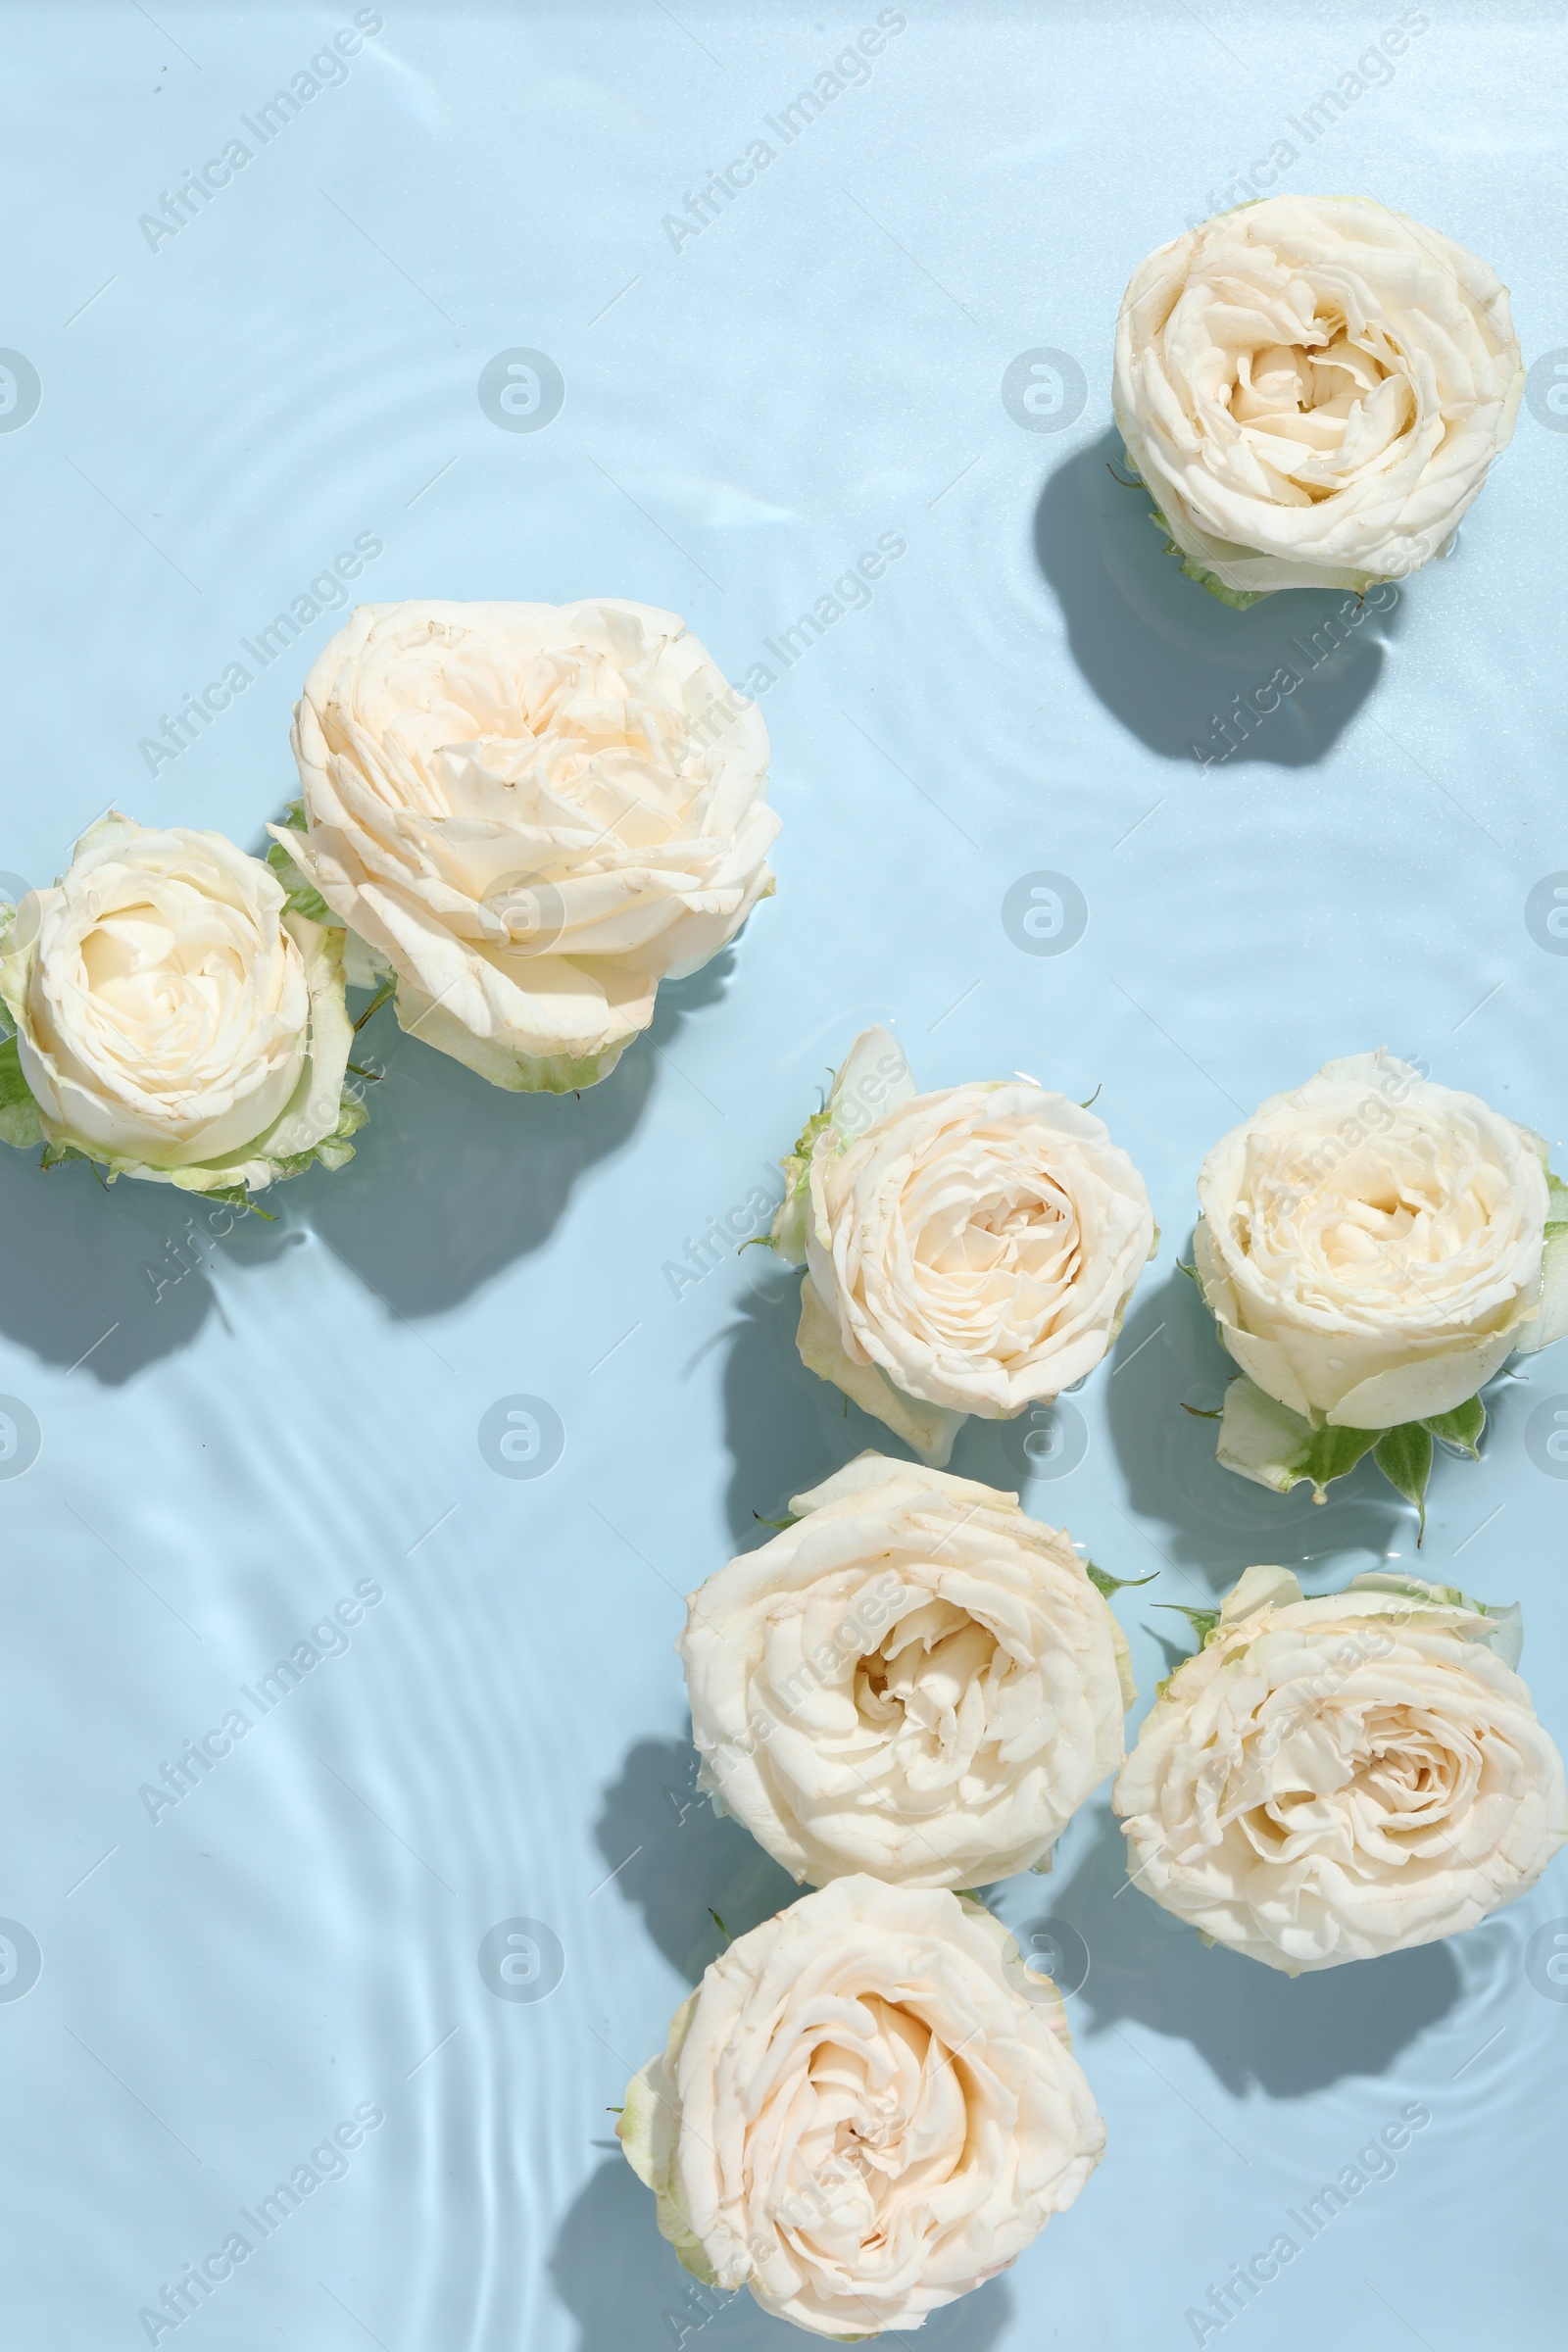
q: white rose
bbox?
[0,814,358,1193]
[617,1875,1104,2336]
[680,1452,1134,1890]
[1113,1565,1568,1973]
[769,1028,1155,1464]
[1113,195,1523,598]
[1194,1053,1568,1499]
[274,598,778,1093]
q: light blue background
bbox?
[1,3,1565,2345]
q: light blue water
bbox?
[1,6,1565,2346]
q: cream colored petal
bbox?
[1215,1379,1316,1494]
[796,1275,963,1467]
[1325,1328,1518,1428]
[1514,1229,1568,1354]
[262,916,355,1158]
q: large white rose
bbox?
[1113,195,1523,599]
[680,1452,1133,1890]
[1194,1053,1568,1499]
[617,1875,1104,2336]
[1113,1565,1568,1973]
[273,599,778,1093]
[0,814,359,1194]
[768,1029,1156,1465]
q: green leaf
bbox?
[1085,1561,1157,1599]
[1424,1396,1485,1459]
[1373,1421,1435,1542]
[1174,1260,1203,1289]
[0,1035,42,1149]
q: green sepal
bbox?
[27,1074,365,1201]
[1302,1420,1382,1490]
[1161,529,1268,609]
[1373,1421,1434,1542]
[1155,1603,1221,1646]
[1425,1396,1486,1459]
[1216,1377,1379,1500]
[1085,1562,1157,1600]
[0,1034,43,1148]
[39,1138,93,1172]
[767,1099,835,1262]
[1214,1371,1488,1531]
[766,1028,915,1267]
[1143,489,1267,610]
[266,801,333,924]
[196,1181,257,1210]
[1544,1164,1568,1239]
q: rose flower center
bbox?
[1207,302,1415,502]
